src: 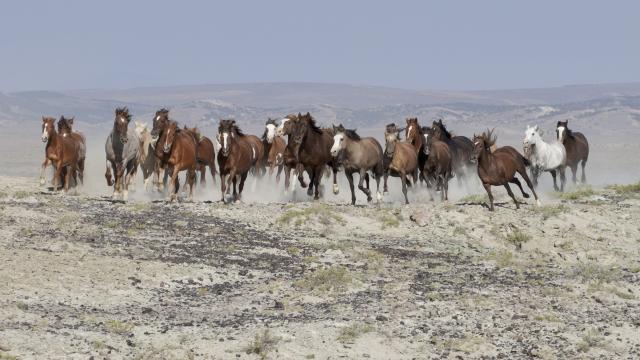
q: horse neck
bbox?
[410,132,422,153]
[477,147,494,168]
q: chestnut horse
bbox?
[183,126,217,186]
[289,113,337,200]
[330,124,384,205]
[383,123,418,204]
[217,119,257,202]
[105,107,140,200]
[150,108,171,192]
[159,121,197,201]
[57,116,86,186]
[422,126,453,200]
[276,114,308,193]
[471,129,539,211]
[432,119,474,181]
[556,120,589,184]
[262,118,286,182]
[405,118,427,184]
[41,117,80,191]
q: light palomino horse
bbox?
[135,121,156,191]
[383,123,418,204]
[556,120,589,184]
[105,107,140,200]
[330,124,384,205]
[523,125,566,191]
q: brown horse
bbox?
[262,118,286,182]
[432,119,475,181]
[183,126,217,186]
[105,107,140,200]
[289,113,336,200]
[405,118,427,184]
[57,116,86,186]
[41,117,78,191]
[421,126,453,200]
[217,119,257,203]
[471,129,539,211]
[383,123,418,204]
[150,108,171,192]
[276,114,308,193]
[556,120,589,184]
[330,124,384,205]
[159,120,197,201]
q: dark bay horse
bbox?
[405,118,427,184]
[290,113,337,200]
[432,119,474,181]
[41,117,80,192]
[105,107,140,200]
[150,108,171,192]
[383,123,418,204]
[217,119,257,203]
[471,129,539,211]
[556,120,589,184]
[57,116,86,186]
[330,124,384,205]
[183,126,217,186]
[422,126,453,200]
[276,114,309,193]
[160,121,197,201]
[263,118,286,182]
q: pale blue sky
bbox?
[0,0,638,92]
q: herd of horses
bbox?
[39,108,590,211]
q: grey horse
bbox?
[105,107,140,200]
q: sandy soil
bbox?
[1,172,639,359]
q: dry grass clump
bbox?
[295,265,354,293]
[558,186,595,200]
[606,181,640,196]
[277,204,345,227]
[337,323,374,343]
[244,329,281,360]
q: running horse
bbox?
[134,121,157,190]
[40,117,81,192]
[330,124,384,205]
[523,125,566,191]
[57,116,86,186]
[556,120,589,184]
[431,119,474,182]
[405,118,427,184]
[289,113,337,200]
[150,108,171,192]
[217,119,258,203]
[383,123,418,204]
[105,107,140,200]
[276,114,308,193]
[422,126,453,200]
[471,129,539,211]
[159,120,197,201]
[262,118,286,182]
[183,126,217,186]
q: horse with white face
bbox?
[523,125,567,191]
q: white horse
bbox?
[523,125,567,191]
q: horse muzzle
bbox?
[41,136,48,143]
[163,144,171,153]
[469,156,477,164]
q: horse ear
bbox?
[69,117,74,124]
[42,117,46,123]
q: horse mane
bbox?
[385,123,403,140]
[115,107,132,121]
[334,124,361,140]
[301,113,322,134]
[220,119,245,137]
[435,120,452,139]
[156,108,169,117]
[482,129,497,148]
[57,116,73,133]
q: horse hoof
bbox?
[123,191,129,201]
[383,191,389,196]
[39,178,45,186]
[523,193,530,198]
[235,199,242,204]
[333,184,340,195]
[367,196,372,203]
[536,199,542,207]
[377,191,383,201]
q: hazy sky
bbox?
[1,0,638,92]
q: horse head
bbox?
[114,107,132,144]
[162,121,179,154]
[422,126,434,155]
[556,120,569,142]
[405,117,420,143]
[264,118,278,144]
[41,116,56,143]
[218,119,238,157]
[58,116,75,137]
[151,108,170,141]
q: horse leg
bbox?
[297,163,307,188]
[226,170,236,201]
[78,158,85,186]
[63,165,73,193]
[39,158,49,185]
[442,174,449,201]
[570,164,578,184]
[482,182,494,211]
[509,177,530,198]
[345,170,356,205]
[401,172,409,204]
[237,172,248,203]
[307,168,315,197]
[559,166,566,192]
[550,169,558,191]
[275,164,283,184]
[517,167,540,206]
[232,174,239,202]
[199,164,206,186]
[188,169,196,201]
[530,167,538,188]
[168,167,180,202]
[105,160,114,187]
[357,169,372,203]
[284,166,292,195]
[313,167,322,200]
[580,159,587,184]
[504,183,519,209]
[383,171,389,196]
[332,165,340,195]
[209,162,217,185]
[374,173,382,202]
[220,172,227,202]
